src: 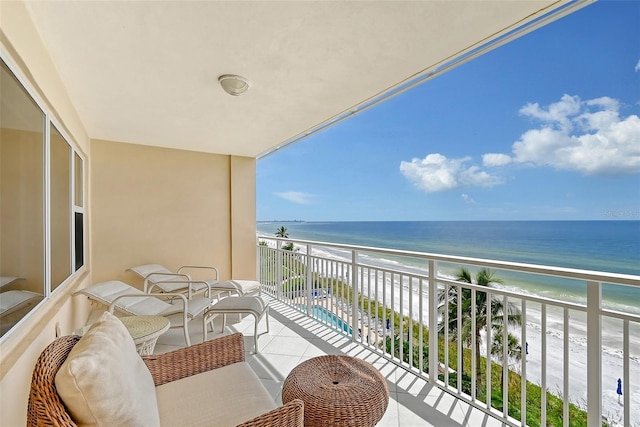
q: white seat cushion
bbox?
[216,280,260,295]
[155,362,276,427]
[55,311,160,427]
[206,296,267,314]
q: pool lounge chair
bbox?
[128,263,261,298]
[74,280,212,346]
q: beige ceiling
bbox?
[23,1,585,158]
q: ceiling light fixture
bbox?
[218,74,250,96]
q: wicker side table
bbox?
[120,316,170,356]
[282,355,389,427]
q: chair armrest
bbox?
[236,399,304,427]
[148,279,211,299]
[142,332,245,386]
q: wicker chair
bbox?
[27,333,304,427]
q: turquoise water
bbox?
[258,221,640,311]
[308,305,352,334]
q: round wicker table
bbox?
[120,316,170,356]
[282,355,389,427]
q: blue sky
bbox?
[257,1,640,222]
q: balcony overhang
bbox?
[21,0,592,158]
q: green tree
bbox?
[491,326,522,395]
[275,226,295,251]
[275,226,288,238]
[438,268,522,390]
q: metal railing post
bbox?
[586,281,602,427]
[276,240,283,301]
[352,250,359,342]
[306,244,312,316]
[256,237,261,285]
[428,259,438,383]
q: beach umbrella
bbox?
[617,378,622,404]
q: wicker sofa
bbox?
[27,318,303,427]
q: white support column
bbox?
[428,260,438,383]
[586,281,602,427]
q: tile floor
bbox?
[154,296,510,427]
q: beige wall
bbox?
[92,139,242,285]
[231,156,257,279]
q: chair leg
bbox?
[203,316,208,341]
[184,322,191,347]
[253,313,259,353]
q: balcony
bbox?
[155,297,511,426]
[242,237,639,427]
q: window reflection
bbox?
[0,60,45,335]
[51,124,72,290]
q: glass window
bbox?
[0,57,85,339]
[50,124,72,290]
[74,152,83,207]
[0,60,45,335]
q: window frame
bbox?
[0,52,87,340]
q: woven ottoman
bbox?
[282,355,389,426]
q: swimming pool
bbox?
[307,305,353,334]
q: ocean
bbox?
[257,220,640,313]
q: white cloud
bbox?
[519,94,582,132]
[400,153,502,193]
[635,59,640,72]
[482,153,512,167]
[493,95,640,176]
[275,191,315,204]
[461,193,476,204]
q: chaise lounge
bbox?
[128,264,262,298]
[74,280,212,346]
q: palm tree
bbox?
[491,327,522,395]
[275,226,288,238]
[438,268,522,390]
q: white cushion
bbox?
[216,280,260,294]
[156,362,276,427]
[55,311,160,427]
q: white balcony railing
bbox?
[257,236,640,427]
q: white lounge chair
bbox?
[74,281,212,346]
[128,264,261,298]
[127,264,213,298]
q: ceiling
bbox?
[23,1,585,158]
